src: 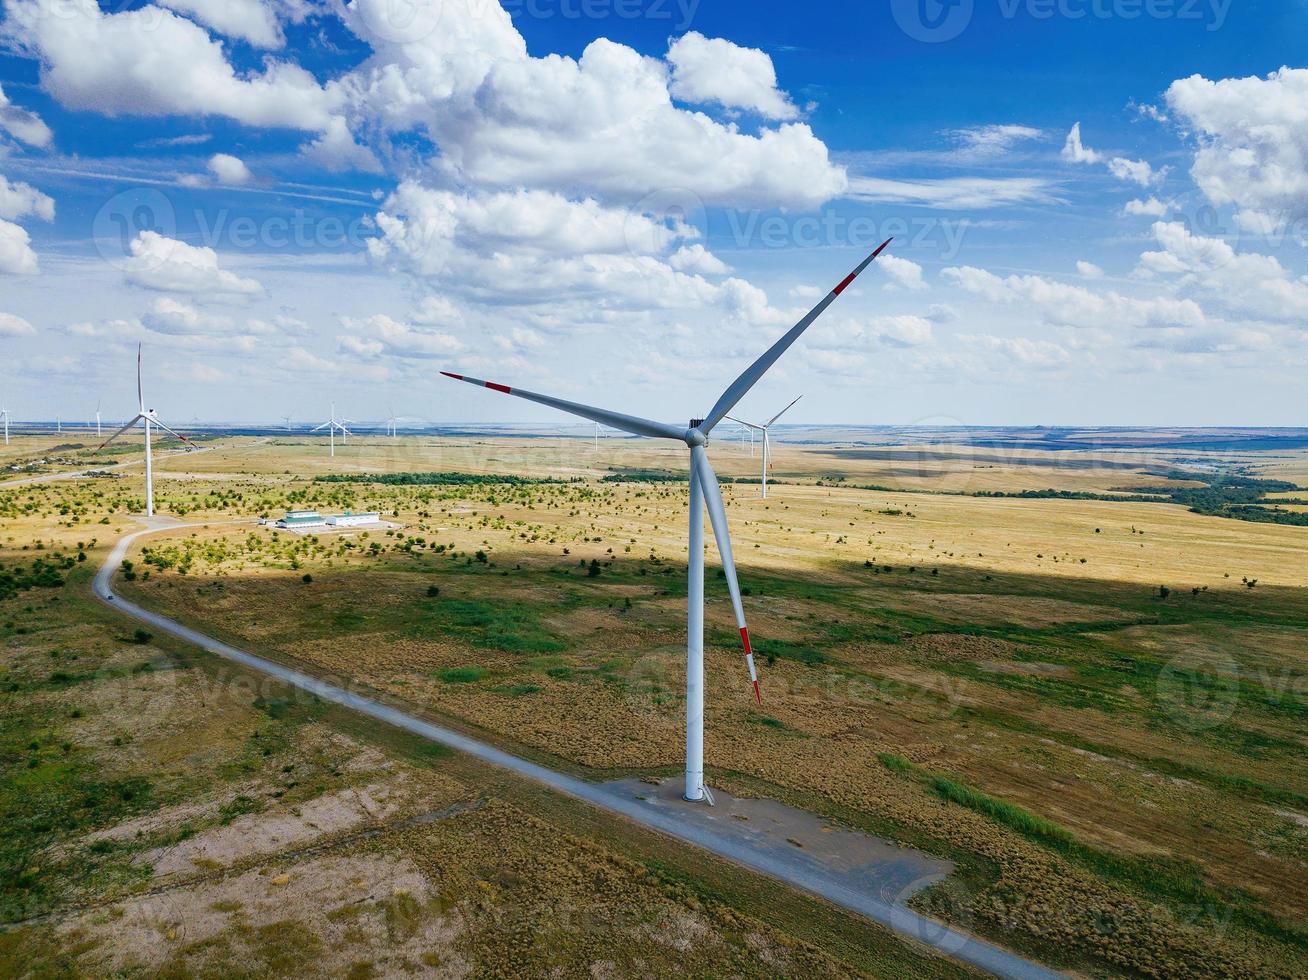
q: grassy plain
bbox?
[0,461,973,977]
[4,432,1307,977]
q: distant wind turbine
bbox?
[99,344,189,517]
[442,240,892,804]
[1,398,10,446]
[95,398,102,438]
[726,396,803,500]
[313,403,351,457]
[386,405,399,439]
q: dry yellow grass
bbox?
[8,433,1307,976]
[91,436,1308,977]
[0,494,968,979]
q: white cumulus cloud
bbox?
[668,244,730,276]
[943,265,1206,331]
[0,311,36,335]
[124,231,264,297]
[879,254,927,291]
[156,0,285,49]
[667,32,798,120]
[0,174,54,222]
[1124,197,1169,217]
[1062,122,1102,164]
[339,313,464,361]
[1166,67,1308,227]
[4,0,339,132]
[334,3,843,208]
[0,218,39,274]
[208,153,253,185]
[0,82,52,147]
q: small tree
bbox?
[1158,585,1170,600]
[587,559,602,578]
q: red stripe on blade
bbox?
[739,627,753,656]
[487,382,512,394]
[753,680,762,704]
[832,271,858,296]
[440,372,464,381]
[832,238,893,296]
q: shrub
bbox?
[930,775,1072,845]
[302,574,313,584]
[439,667,484,684]
[132,628,153,645]
[878,753,913,774]
[426,585,441,598]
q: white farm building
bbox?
[276,510,327,529]
[327,511,381,528]
[274,510,381,531]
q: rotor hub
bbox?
[685,422,707,448]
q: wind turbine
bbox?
[1,398,10,446]
[442,240,892,804]
[99,344,189,518]
[95,398,102,438]
[313,403,351,457]
[726,396,803,500]
[386,405,399,439]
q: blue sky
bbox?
[0,0,1305,427]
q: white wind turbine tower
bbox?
[99,344,189,518]
[95,398,102,438]
[726,396,803,500]
[386,405,399,439]
[313,403,351,457]
[1,397,10,446]
[443,240,892,804]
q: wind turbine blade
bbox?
[724,415,765,431]
[136,344,145,412]
[441,372,685,441]
[150,417,190,442]
[99,416,142,449]
[691,446,761,704]
[700,240,892,434]
[312,421,331,431]
[766,395,803,428]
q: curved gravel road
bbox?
[94,520,1065,980]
